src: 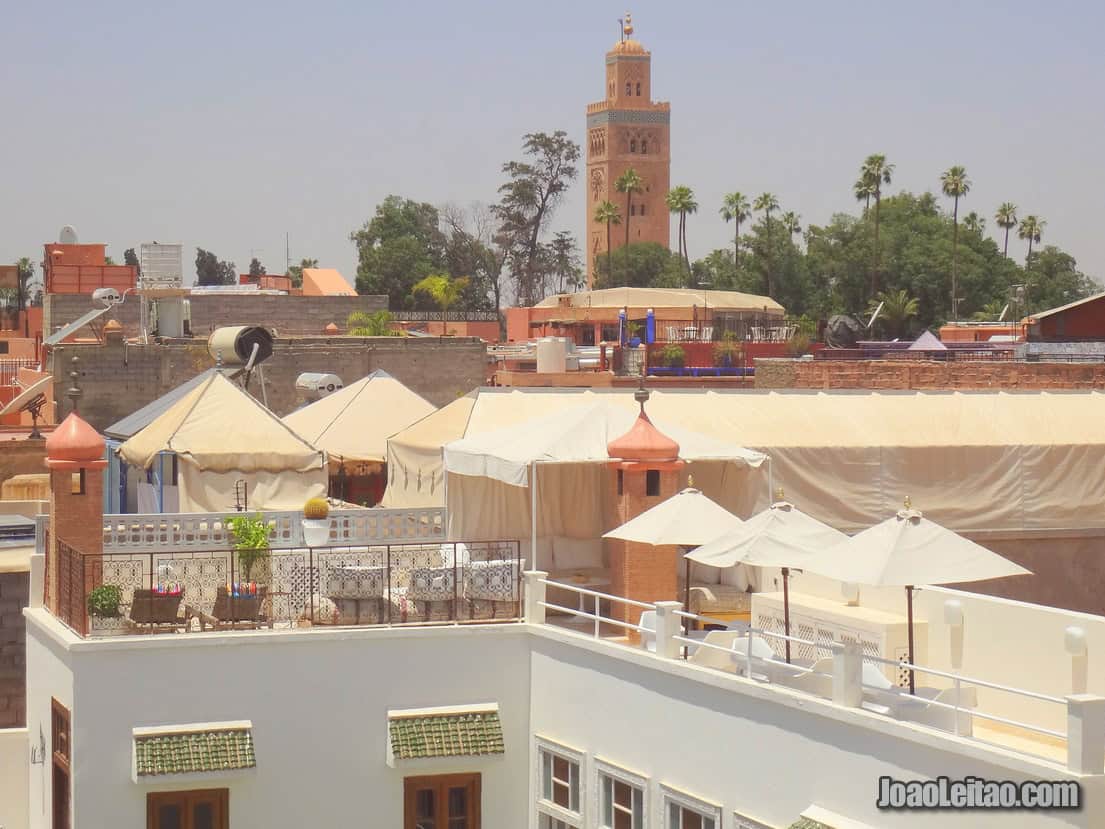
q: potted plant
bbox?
[226,513,272,584]
[87,584,125,636]
[302,497,331,547]
[626,320,643,348]
[658,343,686,369]
[713,333,742,368]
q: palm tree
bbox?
[1018,215,1046,263]
[15,257,34,336]
[665,186,698,275]
[347,310,396,336]
[614,168,644,248]
[866,289,919,339]
[413,274,469,311]
[719,192,751,266]
[860,154,894,297]
[940,165,971,319]
[753,192,780,296]
[853,177,876,212]
[592,200,622,286]
[971,299,1007,321]
[963,212,985,236]
[994,202,1018,257]
[780,211,802,237]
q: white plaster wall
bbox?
[23,616,74,829]
[529,626,1105,829]
[24,612,530,829]
[0,728,29,829]
[780,570,1105,733]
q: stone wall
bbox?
[755,358,1105,390]
[48,336,489,431]
[0,437,48,492]
[0,572,28,728]
[45,292,388,339]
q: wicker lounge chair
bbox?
[127,589,185,632]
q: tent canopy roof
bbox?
[282,370,436,463]
[118,372,324,473]
[444,400,766,487]
[105,368,238,440]
[531,286,784,315]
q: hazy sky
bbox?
[4,1,1103,295]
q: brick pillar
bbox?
[46,463,105,632]
[608,465,682,630]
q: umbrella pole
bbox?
[683,555,691,639]
[782,566,791,664]
[530,460,538,571]
[906,585,916,694]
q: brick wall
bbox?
[45,293,388,339]
[0,572,28,728]
[0,438,48,492]
[755,358,1105,390]
[48,336,489,431]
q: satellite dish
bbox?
[998,304,1009,322]
[866,301,884,329]
[0,376,53,440]
[59,225,79,244]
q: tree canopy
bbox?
[194,248,236,286]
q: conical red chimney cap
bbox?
[46,412,107,470]
[607,410,680,463]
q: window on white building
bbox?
[662,786,721,829]
[537,738,584,828]
[596,760,647,829]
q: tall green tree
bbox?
[492,131,580,305]
[350,196,446,306]
[412,274,469,311]
[940,165,971,319]
[859,154,894,297]
[593,242,684,289]
[780,211,802,237]
[719,192,751,266]
[614,168,644,248]
[853,176,876,211]
[194,248,236,286]
[248,257,266,277]
[123,247,140,275]
[15,257,34,334]
[994,203,1018,257]
[753,192,780,296]
[972,299,1007,321]
[665,186,698,276]
[593,200,622,290]
[544,231,584,293]
[1018,215,1046,263]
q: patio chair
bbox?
[126,589,185,633]
[700,325,713,342]
[687,630,743,671]
[190,586,268,631]
[730,635,779,681]
[666,326,678,342]
[861,666,977,735]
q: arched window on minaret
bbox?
[641,140,647,154]
[625,81,632,95]
[636,82,641,96]
[640,204,646,216]
[630,139,637,153]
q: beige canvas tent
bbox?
[381,392,477,508]
[118,372,327,512]
[532,286,785,316]
[382,387,1105,536]
[283,370,436,464]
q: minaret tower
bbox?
[585,12,671,287]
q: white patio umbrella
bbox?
[604,486,743,637]
[602,485,743,547]
[800,498,1031,692]
[687,493,847,662]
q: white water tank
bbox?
[296,372,344,401]
[535,337,568,373]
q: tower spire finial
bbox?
[623,11,633,37]
[66,355,82,414]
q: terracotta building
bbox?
[585,13,671,287]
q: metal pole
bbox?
[906,585,916,694]
[530,460,538,570]
[683,555,691,639]
[782,566,792,664]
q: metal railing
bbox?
[0,358,37,386]
[47,537,522,638]
[530,576,1076,767]
[96,507,445,553]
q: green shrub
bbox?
[658,344,686,368]
[87,584,122,618]
[226,513,272,581]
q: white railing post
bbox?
[654,601,683,660]
[832,641,863,708]
[524,571,548,625]
[1066,694,1105,774]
